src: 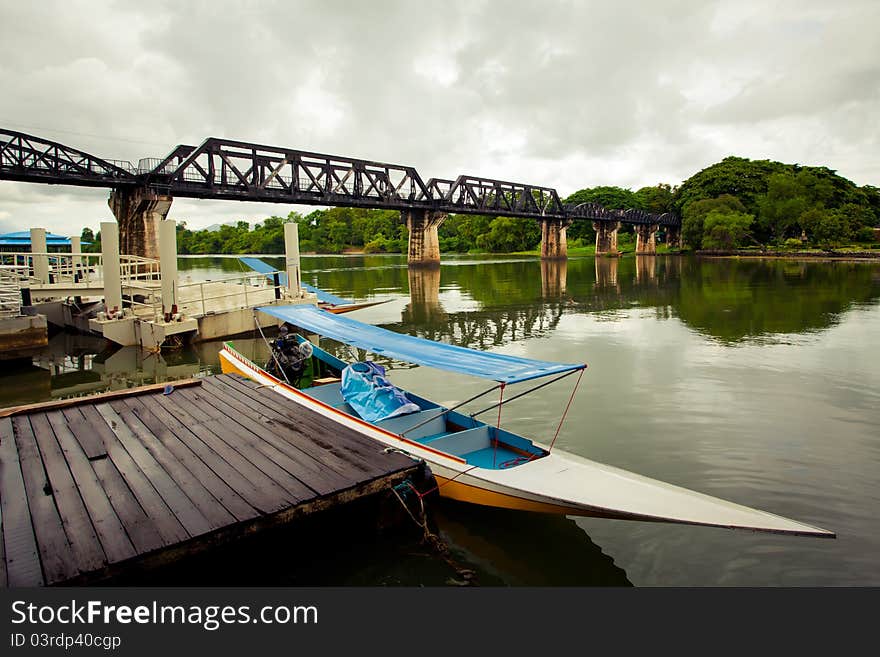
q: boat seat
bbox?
[375,410,447,440]
[302,382,345,406]
[421,426,492,456]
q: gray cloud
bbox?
[1,0,877,237]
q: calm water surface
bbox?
[6,254,879,586]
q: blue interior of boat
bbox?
[296,336,544,469]
[301,381,540,469]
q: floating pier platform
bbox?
[0,374,422,586]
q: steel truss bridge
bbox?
[0,129,679,226]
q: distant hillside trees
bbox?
[675,157,878,249]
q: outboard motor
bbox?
[266,325,313,384]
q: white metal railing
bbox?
[0,252,161,289]
[0,265,26,317]
[178,270,290,319]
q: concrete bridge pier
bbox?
[541,218,572,259]
[404,209,447,267]
[109,188,173,259]
[635,223,660,254]
[664,225,682,250]
[593,221,621,255]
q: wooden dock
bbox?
[0,375,422,586]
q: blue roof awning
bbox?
[258,304,585,384]
[239,256,352,306]
[0,231,90,246]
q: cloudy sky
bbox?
[1,0,878,237]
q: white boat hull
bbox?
[220,346,835,538]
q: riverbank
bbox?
[696,249,880,260]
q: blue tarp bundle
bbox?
[340,361,420,422]
[238,256,352,306]
[258,304,586,385]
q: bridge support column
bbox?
[404,209,446,267]
[634,223,659,254]
[665,225,682,250]
[541,218,572,260]
[593,221,621,255]
[109,188,173,259]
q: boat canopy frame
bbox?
[257,304,586,385]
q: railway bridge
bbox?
[0,129,680,265]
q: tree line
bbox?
[81,156,879,254]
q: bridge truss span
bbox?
[143,137,434,209]
[0,128,680,228]
[0,129,136,187]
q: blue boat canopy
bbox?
[239,256,352,306]
[258,304,585,384]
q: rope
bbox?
[253,311,290,385]
[493,382,505,468]
[546,368,584,453]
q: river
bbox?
[4,254,879,586]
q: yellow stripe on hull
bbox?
[435,476,580,515]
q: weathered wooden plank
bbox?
[107,400,236,531]
[176,386,345,491]
[160,393,316,504]
[216,374,395,464]
[120,397,258,522]
[78,405,187,546]
[0,379,202,419]
[28,413,106,575]
[11,416,78,584]
[151,394,299,510]
[45,411,136,564]
[61,406,107,460]
[93,403,213,539]
[190,382,360,494]
[0,417,43,586]
[211,376,407,477]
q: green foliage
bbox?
[634,184,676,214]
[681,195,747,250]
[701,211,754,250]
[676,156,878,248]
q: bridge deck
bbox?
[0,375,420,586]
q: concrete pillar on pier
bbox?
[635,223,660,254]
[100,221,123,314]
[30,228,49,283]
[665,225,682,250]
[593,221,621,255]
[284,222,302,297]
[108,188,173,259]
[70,235,82,283]
[541,218,572,260]
[404,209,447,267]
[540,258,568,298]
[158,220,179,316]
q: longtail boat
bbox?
[219,304,834,538]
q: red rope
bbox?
[546,368,584,453]
[493,382,505,468]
